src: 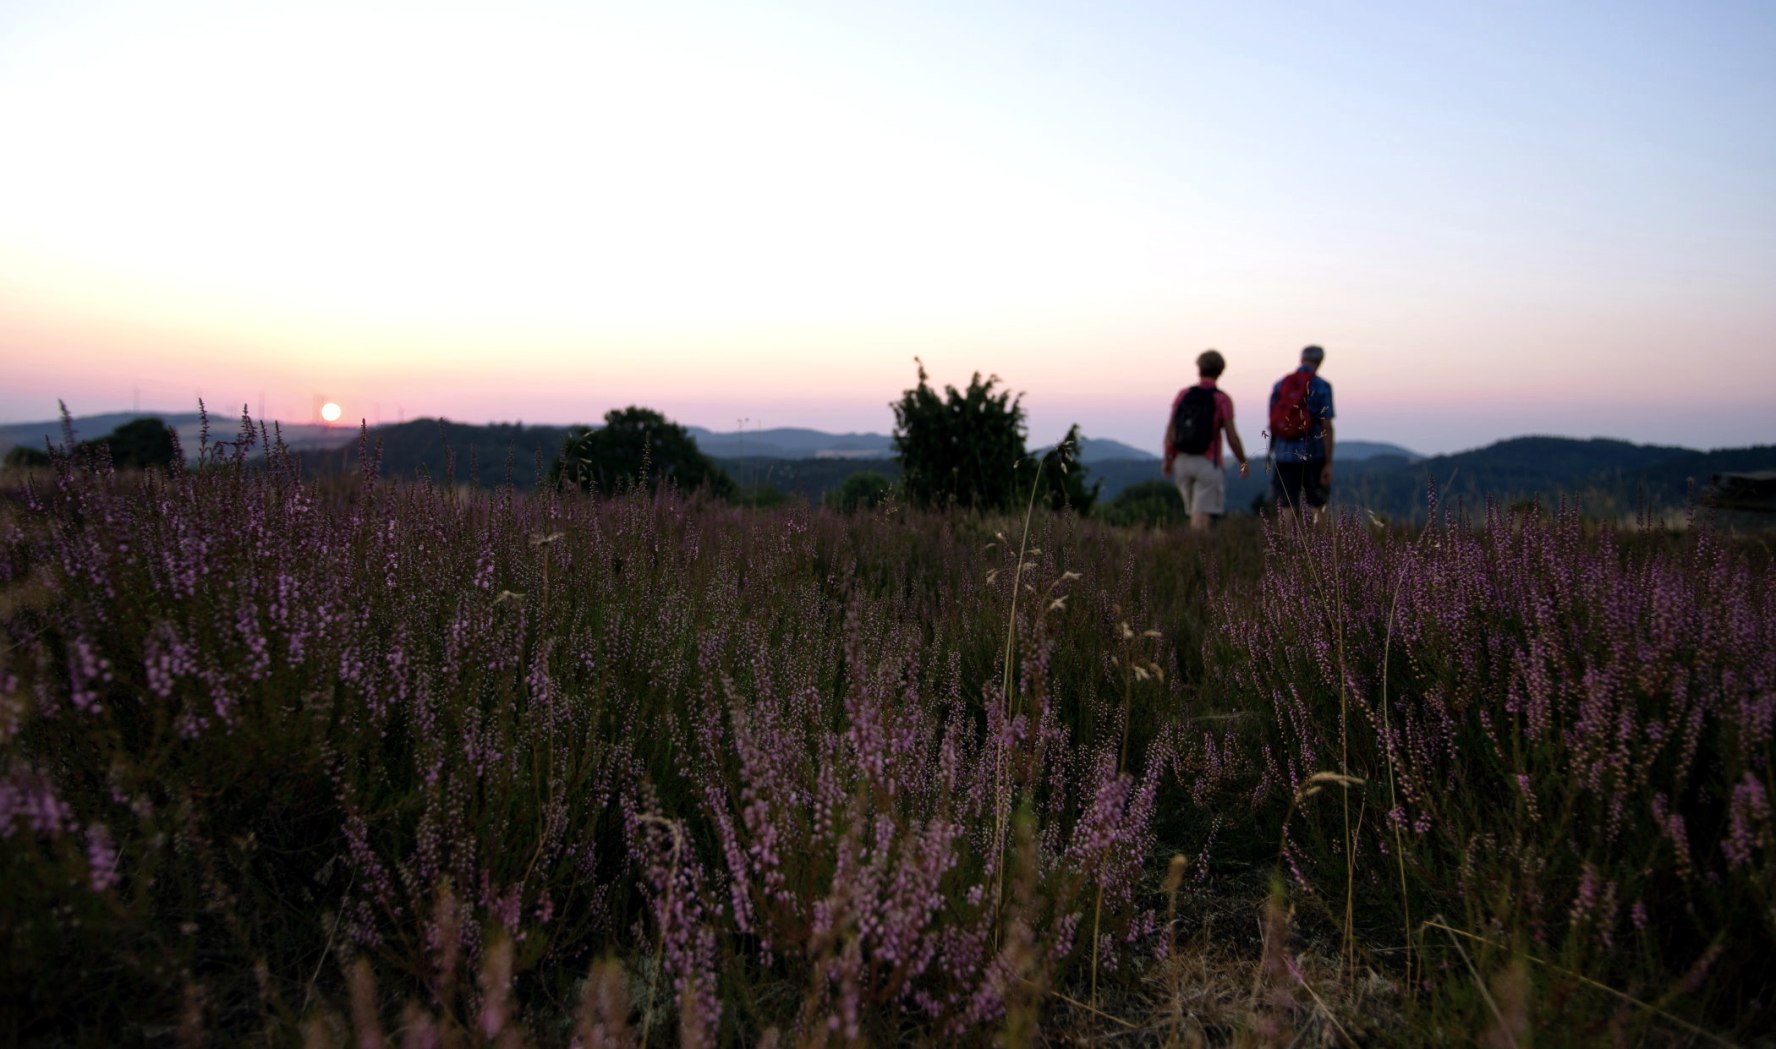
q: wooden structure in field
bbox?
[1703,471,1776,513]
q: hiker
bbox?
[1268,344,1335,518]
[1163,349,1250,531]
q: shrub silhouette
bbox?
[93,417,178,469]
[550,406,735,498]
[1021,424,1098,514]
[4,418,177,471]
[892,361,1093,513]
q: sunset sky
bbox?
[2,0,1772,456]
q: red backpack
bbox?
[1269,371,1315,440]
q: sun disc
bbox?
[320,402,342,422]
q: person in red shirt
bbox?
[1163,349,1251,531]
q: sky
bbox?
[2,0,1773,457]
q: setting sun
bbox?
[320,402,341,423]
[0,1,1770,456]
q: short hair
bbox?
[1301,344,1325,365]
[1196,349,1226,378]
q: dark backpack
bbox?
[1269,371,1314,441]
[1171,386,1218,456]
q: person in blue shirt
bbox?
[1268,345,1335,518]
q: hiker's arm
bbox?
[1320,420,1334,486]
[1162,419,1175,477]
[1226,421,1250,480]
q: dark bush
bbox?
[891,361,1093,514]
[1019,424,1098,515]
[826,470,894,513]
[92,417,178,469]
[550,406,735,498]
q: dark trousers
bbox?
[1273,460,1329,512]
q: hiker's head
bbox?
[1300,344,1325,369]
[1196,349,1226,379]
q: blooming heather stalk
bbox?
[1216,505,1775,1018]
[7,428,1764,1041]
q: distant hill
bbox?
[1,411,360,463]
[1258,438,1770,522]
[703,430,1171,464]
[6,413,1411,471]
[1030,436,1157,462]
[0,412,202,453]
[1063,438,1418,475]
[1085,439,1421,505]
[716,457,898,503]
[294,418,576,489]
[2,412,214,459]
[1332,437,1775,522]
[686,426,892,460]
[1340,440,1420,462]
[1092,436,1773,522]
[9,414,1766,524]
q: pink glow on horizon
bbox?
[2,3,1772,457]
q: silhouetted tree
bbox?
[21,417,179,471]
[1020,424,1099,514]
[90,417,178,469]
[891,362,1029,511]
[892,361,1094,514]
[550,406,735,498]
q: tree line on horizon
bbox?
[548,362,1097,515]
[0,367,1097,518]
[7,377,1772,526]
[3,417,178,472]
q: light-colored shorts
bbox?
[1173,455,1226,515]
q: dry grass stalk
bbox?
[478,934,522,1049]
[349,959,388,1049]
[1426,920,1739,1049]
[575,960,637,1049]
[1479,958,1532,1049]
[1247,888,1298,1048]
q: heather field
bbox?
[2,422,1772,1047]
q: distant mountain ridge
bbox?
[1035,438,1421,463]
[1335,440,1421,462]
[685,426,892,460]
[1083,435,1774,523]
[1333,436,1776,521]
[0,411,371,460]
[4,413,1417,468]
[7,414,1767,523]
